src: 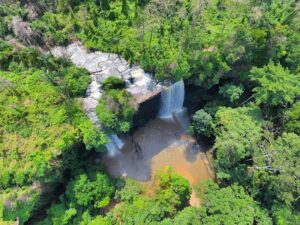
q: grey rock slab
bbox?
[51,42,162,126]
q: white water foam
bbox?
[159,80,185,118]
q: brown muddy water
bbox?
[101,116,213,206]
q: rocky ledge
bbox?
[51,42,162,125]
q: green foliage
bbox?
[196,52,230,89]
[162,207,205,225]
[284,101,300,134]
[0,68,78,187]
[0,41,13,69]
[250,62,300,107]
[256,133,300,207]
[62,66,90,97]
[197,181,272,225]
[191,109,214,137]
[219,83,244,104]
[72,106,108,152]
[96,89,136,133]
[1,187,41,225]
[66,172,115,208]
[155,167,192,213]
[102,76,125,91]
[214,106,263,181]
[41,170,115,225]
[28,0,300,89]
[31,12,75,45]
[272,206,300,225]
[1,0,300,224]
[115,179,144,203]
[0,43,106,188]
[111,198,165,225]
[159,180,272,225]
[0,3,22,38]
[88,215,111,225]
[110,167,191,225]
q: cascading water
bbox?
[106,134,124,157]
[159,80,185,118]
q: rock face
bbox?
[52,42,162,126]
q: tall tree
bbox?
[250,62,300,107]
[198,181,272,225]
[214,106,263,182]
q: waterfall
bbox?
[159,80,185,118]
[106,134,124,157]
[173,108,190,131]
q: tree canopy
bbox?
[250,62,300,107]
[1,0,300,224]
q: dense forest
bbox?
[0,0,299,224]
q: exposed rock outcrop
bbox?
[52,42,162,126]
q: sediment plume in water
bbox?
[101,117,213,187]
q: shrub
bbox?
[102,76,125,91]
[1,187,41,225]
[191,110,214,138]
[219,83,244,104]
[96,89,136,133]
[62,66,90,97]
